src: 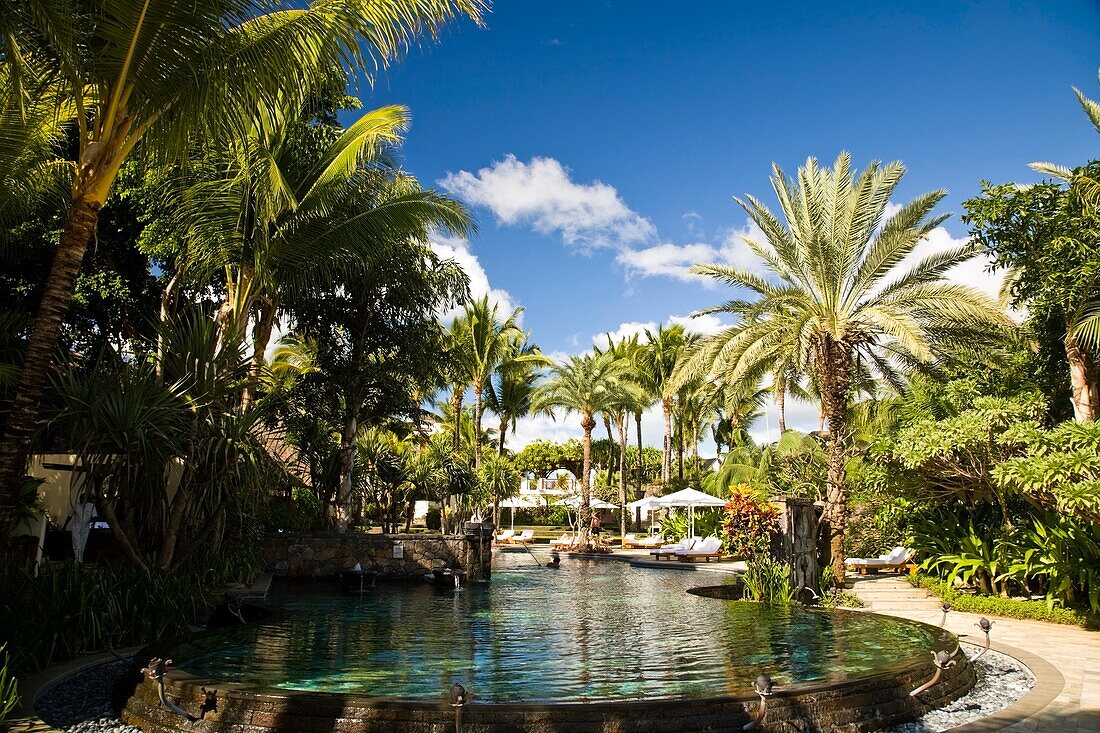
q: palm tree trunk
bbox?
[816,337,853,586]
[603,415,615,490]
[473,381,484,469]
[661,398,673,483]
[333,415,358,532]
[635,411,643,497]
[578,414,596,550]
[1065,328,1098,422]
[241,300,276,411]
[776,382,787,434]
[616,416,628,538]
[498,416,509,455]
[676,420,685,481]
[0,198,100,540]
[451,387,463,452]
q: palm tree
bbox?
[1031,72,1100,206]
[534,351,633,550]
[453,297,547,470]
[636,324,687,483]
[485,340,547,455]
[0,0,485,540]
[682,153,1010,583]
[596,336,648,537]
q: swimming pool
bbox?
[169,554,955,703]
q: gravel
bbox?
[33,645,1034,733]
[34,658,141,733]
[884,646,1035,733]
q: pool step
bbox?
[847,575,945,612]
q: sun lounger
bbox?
[676,536,724,562]
[622,533,665,549]
[511,529,535,545]
[494,529,515,545]
[549,534,575,550]
[846,546,916,574]
[651,537,699,561]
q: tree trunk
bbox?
[577,414,596,550]
[776,382,787,434]
[676,420,685,481]
[816,337,853,587]
[451,388,463,452]
[0,198,101,541]
[473,381,483,469]
[158,476,192,572]
[661,398,673,483]
[499,415,508,455]
[691,426,700,484]
[1065,329,1098,422]
[241,299,276,411]
[616,416,628,539]
[635,412,643,497]
[333,415,358,532]
[603,415,615,491]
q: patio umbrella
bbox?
[651,488,726,538]
[627,495,664,532]
[499,495,540,530]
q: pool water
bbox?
[174,554,953,703]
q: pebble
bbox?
[34,659,141,733]
[884,647,1035,733]
[34,646,1034,733]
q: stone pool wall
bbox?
[122,652,974,733]
[261,532,469,579]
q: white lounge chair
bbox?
[622,533,664,549]
[494,529,515,545]
[651,536,699,561]
[676,536,724,562]
[847,546,915,574]
[549,533,575,550]
[510,529,535,545]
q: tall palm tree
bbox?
[681,153,1010,583]
[597,336,648,537]
[534,351,632,550]
[636,324,687,484]
[1031,72,1100,206]
[485,340,547,456]
[0,0,485,539]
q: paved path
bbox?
[849,573,1100,733]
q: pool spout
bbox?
[939,602,951,628]
[909,649,958,697]
[743,674,774,730]
[969,618,993,661]
[449,683,467,733]
[143,657,196,722]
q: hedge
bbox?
[908,574,1100,629]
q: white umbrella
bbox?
[556,496,617,510]
[651,487,726,538]
[500,495,540,530]
[627,495,664,533]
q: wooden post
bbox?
[772,497,820,598]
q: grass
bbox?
[908,574,1100,629]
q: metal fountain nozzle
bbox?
[449,683,467,706]
[753,674,774,696]
[743,674,776,730]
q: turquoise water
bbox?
[174,554,953,702]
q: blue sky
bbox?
[355,1,1100,447]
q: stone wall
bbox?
[261,533,469,579]
[123,651,975,733]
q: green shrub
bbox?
[425,508,442,530]
[722,485,777,559]
[909,574,1100,628]
[257,487,324,533]
[0,643,18,723]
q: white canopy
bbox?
[499,495,541,530]
[650,488,726,538]
[557,495,617,510]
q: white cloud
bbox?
[668,312,725,336]
[616,218,771,283]
[430,233,519,322]
[440,155,656,251]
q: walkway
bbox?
[849,573,1100,733]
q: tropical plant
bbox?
[741,556,796,605]
[636,324,687,483]
[534,350,633,550]
[484,337,549,456]
[1030,71,1100,206]
[0,642,17,723]
[478,453,521,525]
[680,153,1010,582]
[722,485,778,560]
[596,335,648,536]
[0,0,486,541]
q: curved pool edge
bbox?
[121,645,975,733]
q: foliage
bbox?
[513,439,583,478]
[658,508,723,542]
[1,546,259,676]
[993,418,1100,523]
[910,574,1100,629]
[257,487,325,533]
[844,468,911,558]
[0,643,17,723]
[722,485,778,559]
[741,556,795,605]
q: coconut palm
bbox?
[0,0,485,539]
[534,351,633,550]
[682,153,1010,583]
[636,324,688,483]
[485,340,548,456]
[1031,72,1100,206]
[454,297,548,469]
[596,336,648,537]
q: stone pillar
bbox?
[463,521,494,583]
[773,497,819,598]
